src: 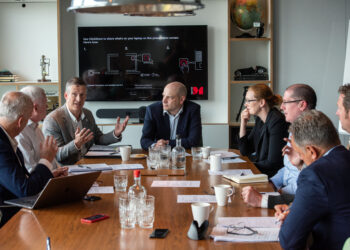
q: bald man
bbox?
[140,81,202,149]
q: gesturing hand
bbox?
[114,116,129,137]
[74,127,94,149]
[155,139,169,148]
[40,136,58,163]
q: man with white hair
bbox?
[16,86,59,172]
[0,91,67,227]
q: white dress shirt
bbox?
[16,120,56,173]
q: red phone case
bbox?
[81,214,109,223]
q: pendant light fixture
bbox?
[67,0,204,16]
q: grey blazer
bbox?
[42,105,121,165]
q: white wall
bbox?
[59,0,230,148]
[60,0,228,124]
[0,2,58,81]
[274,0,346,126]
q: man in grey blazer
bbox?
[43,77,129,165]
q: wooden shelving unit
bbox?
[228,0,274,148]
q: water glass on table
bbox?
[148,146,160,169]
[138,195,155,228]
[191,147,202,160]
[114,174,128,192]
[159,145,171,169]
[119,195,137,229]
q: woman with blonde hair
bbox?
[238,84,288,177]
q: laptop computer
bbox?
[4,171,101,209]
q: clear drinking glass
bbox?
[114,174,128,192]
[191,147,202,160]
[119,194,137,229]
[148,146,160,169]
[159,145,171,169]
[138,195,155,228]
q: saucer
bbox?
[130,154,147,159]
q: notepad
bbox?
[223,174,268,184]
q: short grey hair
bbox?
[65,77,86,94]
[0,91,33,122]
[20,86,46,103]
[290,110,340,148]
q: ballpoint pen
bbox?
[47,237,51,250]
[78,164,91,169]
[275,207,290,224]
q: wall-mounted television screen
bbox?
[78,25,208,101]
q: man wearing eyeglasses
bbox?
[242,84,317,209]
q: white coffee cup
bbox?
[209,154,222,171]
[120,146,131,161]
[201,146,211,159]
[214,184,234,206]
[191,202,214,227]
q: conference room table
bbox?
[0,149,282,250]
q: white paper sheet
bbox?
[210,217,280,242]
[68,163,112,173]
[89,145,119,151]
[204,158,246,164]
[87,186,114,194]
[217,217,279,228]
[85,151,120,157]
[210,226,279,242]
[177,195,232,203]
[110,164,144,170]
[208,169,253,176]
[151,180,200,187]
[210,151,239,158]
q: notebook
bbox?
[223,174,268,184]
[4,171,101,209]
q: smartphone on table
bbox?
[81,214,109,223]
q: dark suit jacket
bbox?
[279,145,350,250]
[0,127,53,227]
[43,105,121,165]
[238,108,289,177]
[267,193,295,209]
[140,100,202,149]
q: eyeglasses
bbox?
[244,99,257,104]
[224,224,258,236]
[281,99,303,105]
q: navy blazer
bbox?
[279,145,350,250]
[140,100,202,149]
[238,108,289,177]
[0,127,53,227]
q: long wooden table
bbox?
[0,150,281,249]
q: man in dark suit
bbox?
[140,81,202,149]
[43,77,129,165]
[0,92,67,227]
[276,110,350,250]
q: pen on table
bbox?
[46,237,51,250]
[78,164,91,169]
[275,207,290,224]
[222,157,238,160]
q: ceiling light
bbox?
[67,0,204,15]
[124,11,196,17]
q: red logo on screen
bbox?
[191,86,204,95]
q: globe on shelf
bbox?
[231,0,266,38]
